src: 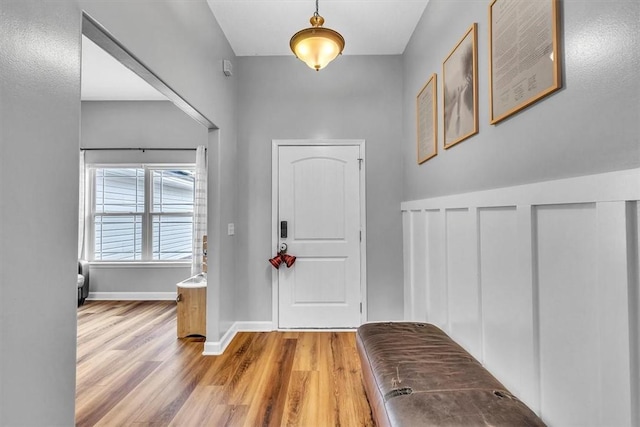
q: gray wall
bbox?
[89,265,190,293]
[236,55,404,322]
[1,1,239,423]
[81,101,206,294]
[402,0,640,201]
[1,1,81,425]
[399,1,640,423]
[80,0,240,341]
[81,101,207,154]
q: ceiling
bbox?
[81,0,429,100]
[207,0,430,56]
[81,36,167,101]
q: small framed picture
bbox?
[417,73,437,164]
[443,23,479,149]
[489,0,561,124]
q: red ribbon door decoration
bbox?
[269,243,296,269]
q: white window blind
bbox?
[90,165,194,262]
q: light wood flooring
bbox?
[76,300,375,426]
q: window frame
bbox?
[87,163,196,264]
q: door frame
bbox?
[271,139,367,329]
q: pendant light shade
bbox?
[290,1,345,71]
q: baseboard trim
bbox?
[203,321,274,356]
[88,292,176,301]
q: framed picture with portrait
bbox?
[443,23,478,149]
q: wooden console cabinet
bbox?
[176,283,206,338]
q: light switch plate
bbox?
[227,223,235,235]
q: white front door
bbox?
[277,144,362,328]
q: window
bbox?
[90,165,195,261]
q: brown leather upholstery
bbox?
[356,322,545,427]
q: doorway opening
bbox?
[79,12,214,301]
[77,10,218,416]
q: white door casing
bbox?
[272,140,366,329]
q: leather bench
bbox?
[356,322,545,426]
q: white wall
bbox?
[81,101,205,295]
[402,168,640,426]
[1,2,81,425]
[235,55,405,322]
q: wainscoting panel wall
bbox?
[401,168,640,427]
[478,206,537,405]
[426,210,447,329]
[446,208,482,358]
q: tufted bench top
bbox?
[356,322,545,426]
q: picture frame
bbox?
[416,73,437,164]
[489,0,561,124]
[443,23,478,149]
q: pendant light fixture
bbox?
[290,0,345,71]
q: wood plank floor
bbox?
[76,301,375,426]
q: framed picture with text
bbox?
[417,73,437,164]
[489,0,561,124]
[443,23,478,149]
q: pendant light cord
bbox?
[314,0,319,17]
